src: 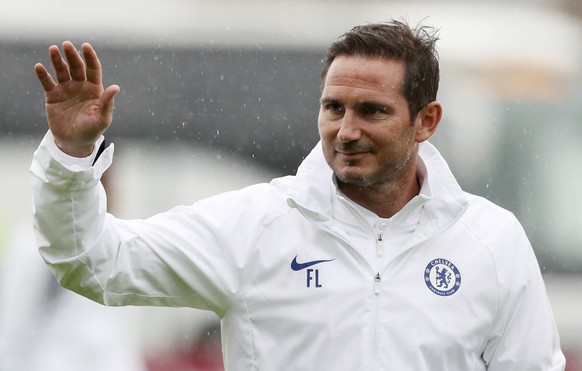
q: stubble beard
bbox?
[332,142,417,190]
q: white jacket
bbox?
[31,132,565,370]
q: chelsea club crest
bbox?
[424,258,461,296]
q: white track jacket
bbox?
[31,132,565,370]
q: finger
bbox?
[82,43,102,85]
[98,84,121,127]
[49,44,71,83]
[62,41,86,81]
[34,63,56,92]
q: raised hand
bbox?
[35,41,120,157]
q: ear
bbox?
[414,101,442,143]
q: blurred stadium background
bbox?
[1,0,581,370]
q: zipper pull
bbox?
[376,234,384,257]
[374,273,381,295]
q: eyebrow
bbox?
[319,96,397,117]
[355,101,395,114]
[319,97,338,105]
[320,96,393,108]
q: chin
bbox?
[334,168,375,188]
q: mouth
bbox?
[335,149,369,161]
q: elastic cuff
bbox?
[44,131,105,171]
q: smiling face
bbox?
[318,55,421,189]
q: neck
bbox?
[337,164,420,219]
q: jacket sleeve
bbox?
[30,132,240,316]
[482,216,565,370]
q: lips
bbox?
[337,150,367,155]
[335,150,369,161]
[335,143,370,154]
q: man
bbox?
[31,20,565,370]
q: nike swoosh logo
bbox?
[291,256,335,271]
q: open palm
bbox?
[35,41,119,157]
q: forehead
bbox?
[322,56,406,99]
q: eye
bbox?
[324,101,344,114]
[363,106,381,115]
[361,104,387,116]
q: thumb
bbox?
[99,84,121,128]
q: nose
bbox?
[337,110,361,142]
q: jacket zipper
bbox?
[375,233,384,295]
[376,233,384,258]
[372,233,383,370]
[372,272,381,371]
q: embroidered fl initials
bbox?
[306,268,322,288]
[290,256,335,288]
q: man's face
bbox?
[318,55,419,188]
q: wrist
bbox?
[54,140,95,158]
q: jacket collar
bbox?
[282,141,469,238]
